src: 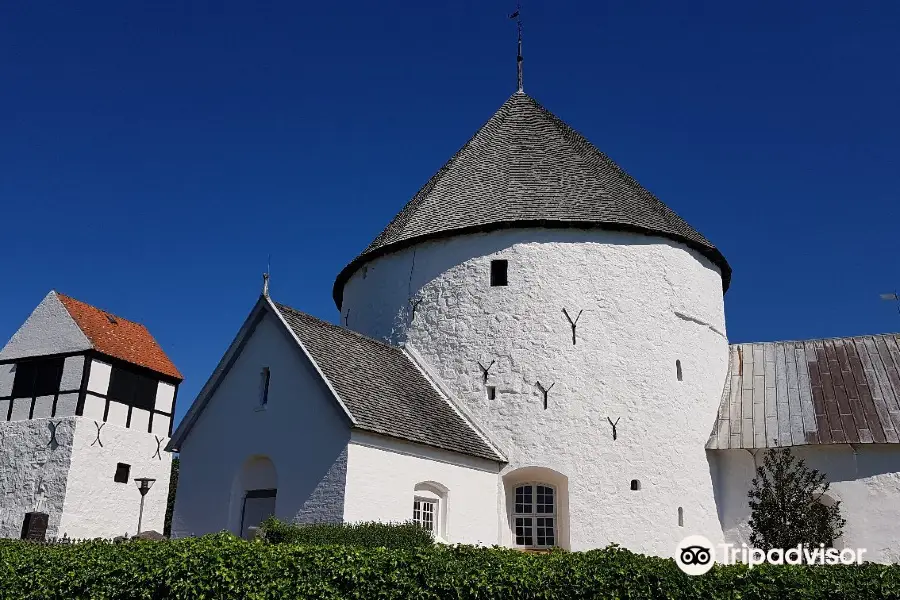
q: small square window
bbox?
[486,386,496,400]
[259,367,270,406]
[490,260,508,287]
[114,463,131,484]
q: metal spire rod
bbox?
[509,0,523,92]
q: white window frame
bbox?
[412,495,438,536]
[513,482,557,548]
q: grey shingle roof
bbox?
[273,301,504,462]
[707,334,900,450]
[333,91,730,308]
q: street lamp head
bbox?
[880,293,899,301]
[134,477,156,497]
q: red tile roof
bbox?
[56,293,183,380]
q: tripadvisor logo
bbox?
[675,535,867,575]
[675,535,715,575]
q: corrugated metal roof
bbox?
[333,91,730,309]
[707,334,900,449]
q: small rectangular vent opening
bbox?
[114,463,131,484]
[486,385,496,400]
[490,260,508,287]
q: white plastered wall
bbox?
[344,430,501,545]
[341,228,729,555]
[58,418,171,538]
[0,417,76,538]
[712,445,900,563]
[172,309,352,538]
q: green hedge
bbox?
[1,533,899,599]
[260,517,433,549]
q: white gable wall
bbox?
[712,445,900,563]
[0,292,92,361]
[172,309,351,538]
[345,431,501,545]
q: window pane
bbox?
[536,485,554,514]
[515,517,533,546]
[423,502,434,531]
[537,517,555,546]
[515,485,533,514]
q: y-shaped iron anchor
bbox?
[562,308,583,345]
[536,381,555,410]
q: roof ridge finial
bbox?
[262,254,271,298]
[509,0,523,93]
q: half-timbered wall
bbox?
[80,358,176,436]
[0,354,84,422]
[0,354,176,436]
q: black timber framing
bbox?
[0,351,86,421]
[75,349,180,417]
[0,349,179,436]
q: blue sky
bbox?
[2,1,899,428]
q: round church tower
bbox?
[334,91,732,555]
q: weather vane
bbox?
[509,0,523,92]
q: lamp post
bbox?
[133,477,156,535]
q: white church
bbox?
[169,88,900,562]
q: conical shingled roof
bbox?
[333,92,730,308]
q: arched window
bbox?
[513,483,556,548]
[412,481,448,541]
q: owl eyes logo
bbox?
[680,545,711,566]
[675,535,715,575]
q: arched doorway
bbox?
[232,456,277,539]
